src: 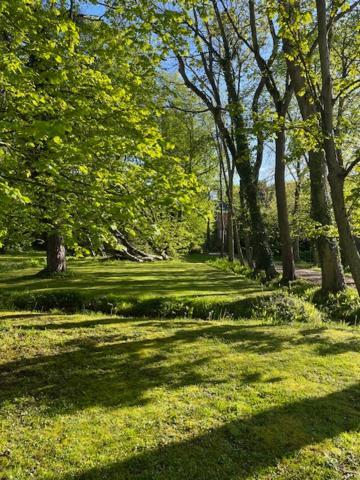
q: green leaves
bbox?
[0,0,209,255]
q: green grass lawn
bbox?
[1,311,359,480]
[0,255,359,479]
[0,254,271,318]
[0,254,264,300]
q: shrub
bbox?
[189,244,203,254]
[254,292,323,325]
[5,290,87,313]
[207,257,252,277]
[0,288,262,320]
[308,288,360,325]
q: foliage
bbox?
[254,292,323,325]
[0,1,210,257]
[307,287,360,325]
[207,257,253,278]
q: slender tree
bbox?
[279,0,346,292]
[315,0,360,293]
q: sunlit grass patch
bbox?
[0,254,270,318]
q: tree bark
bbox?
[292,160,302,263]
[293,237,300,263]
[219,158,225,257]
[205,217,211,253]
[234,219,245,265]
[282,19,345,293]
[236,156,277,279]
[316,0,360,294]
[240,185,254,269]
[227,209,235,262]
[275,127,296,282]
[46,233,66,274]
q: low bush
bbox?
[254,292,323,325]
[5,278,355,327]
[207,257,252,277]
[307,288,360,325]
[4,290,88,313]
[0,289,262,320]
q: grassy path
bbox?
[0,254,264,300]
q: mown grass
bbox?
[0,253,259,299]
[0,254,359,478]
[0,253,272,318]
[1,311,359,479]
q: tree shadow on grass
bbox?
[60,383,360,480]
[1,320,359,418]
[296,327,360,356]
[0,312,51,320]
[0,323,292,414]
[0,268,261,298]
[15,316,138,330]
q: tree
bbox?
[226,0,296,281]
[0,1,208,270]
[144,0,278,278]
[278,0,346,292]
[315,0,360,293]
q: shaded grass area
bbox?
[0,311,359,479]
[0,254,271,317]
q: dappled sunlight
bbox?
[0,257,265,299]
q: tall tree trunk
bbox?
[311,239,320,266]
[293,238,300,263]
[226,169,235,263]
[219,155,225,257]
[282,25,345,293]
[233,219,245,265]
[236,158,277,279]
[205,217,211,253]
[316,0,360,294]
[240,185,254,268]
[177,20,275,278]
[248,0,294,281]
[46,233,66,274]
[275,126,296,282]
[309,153,345,291]
[210,3,276,279]
[227,209,235,262]
[292,161,302,263]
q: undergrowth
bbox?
[207,257,253,277]
[0,290,260,320]
[209,258,360,325]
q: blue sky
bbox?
[80,2,105,16]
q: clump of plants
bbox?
[307,288,360,325]
[207,257,252,277]
[253,292,323,325]
[0,288,260,320]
